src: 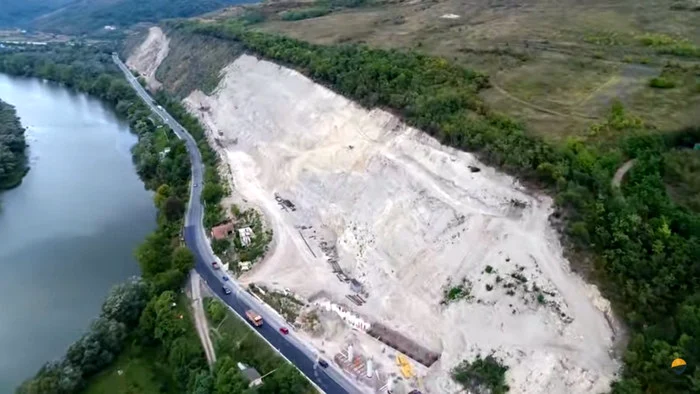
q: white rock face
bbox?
[105,23,629,390]
[126,26,169,90]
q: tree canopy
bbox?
[0,99,28,190]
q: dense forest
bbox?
[0,44,309,394]
[0,99,28,190]
[0,0,72,27]
[170,19,700,393]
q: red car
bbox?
[212,261,219,270]
[279,327,289,335]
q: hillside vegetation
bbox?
[0,0,72,27]
[0,99,28,190]
[161,19,700,393]
[31,0,257,34]
[247,0,700,143]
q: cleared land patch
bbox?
[180,53,619,394]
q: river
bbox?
[0,74,156,391]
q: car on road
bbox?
[194,183,198,188]
[212,261,219,270]
[222,275,229,281]
[222,286,232,295]
[318,359,329,368]
[279,327,289,335]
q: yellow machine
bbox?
[396,353,415,378]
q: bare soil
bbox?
[183,54,621,393]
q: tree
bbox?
[211,238,230,255]
[100,277,150,328]
[201,182,224,205]
[206,299,227,324]
[164,196,185,221]
[152,268,187,294]
[136,296,158,344]
[214,356,249,394]
[65,317,127,376]
[168,336,207,388]
[134,230,172,278]
[452,354,510,394]
[258,363,309,394]
[153,291,187,347]
[105,79,133,103]
[189,370,215,394]
[172,246,195,273]
[154,184,172,208]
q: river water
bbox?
[0,74,156,391]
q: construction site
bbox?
[128,27,622,393]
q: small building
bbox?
[158,147,171,159]
[350,279,363,293]
[239,227,255,246]
[104,25,117,31]
[211,222,235,240]
[238,261,252,271]
[237,362,263,388]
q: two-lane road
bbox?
[113,54,363,394]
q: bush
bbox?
[280,7,331,21]
[452,354,510,394]
[649,76,676,88]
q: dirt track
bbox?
[189,272,216,366]
[612,159,636,188]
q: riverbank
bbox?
[0,98,28,190]
[1,42,312,394]
[0,73,155,392]
[0,45,205,394]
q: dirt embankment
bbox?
[128,31,622,394]
[126,26,170,91]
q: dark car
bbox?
[222,275,229,281]
[318,359,329,368]
[212,261,219,270]
[222,286,232,295]
[279,327,289,335]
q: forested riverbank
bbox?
[165,19,700,393]
[0,99,28,190]
[0,44,206,394]
[0,42,310,394]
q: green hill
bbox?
[32,0,258,34]
[0,0,73,27]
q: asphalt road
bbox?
[113,54,362,394]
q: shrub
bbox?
[649,76,676,89]
[452,354,510,394]
[280,7,331,21]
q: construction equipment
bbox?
[396,353,415,378]
[245,309,263,327]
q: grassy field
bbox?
[82,345,177,394]
[82,294,197,394]
[237,0,700,142]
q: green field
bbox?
[82,345,177,394]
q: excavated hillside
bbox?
[126,27,621,394]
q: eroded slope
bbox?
[181,54,620,393]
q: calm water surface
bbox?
[0,74,156,391]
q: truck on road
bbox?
[246,310,263,327]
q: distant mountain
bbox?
[0,0,74,27]
[32,0,257,34]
